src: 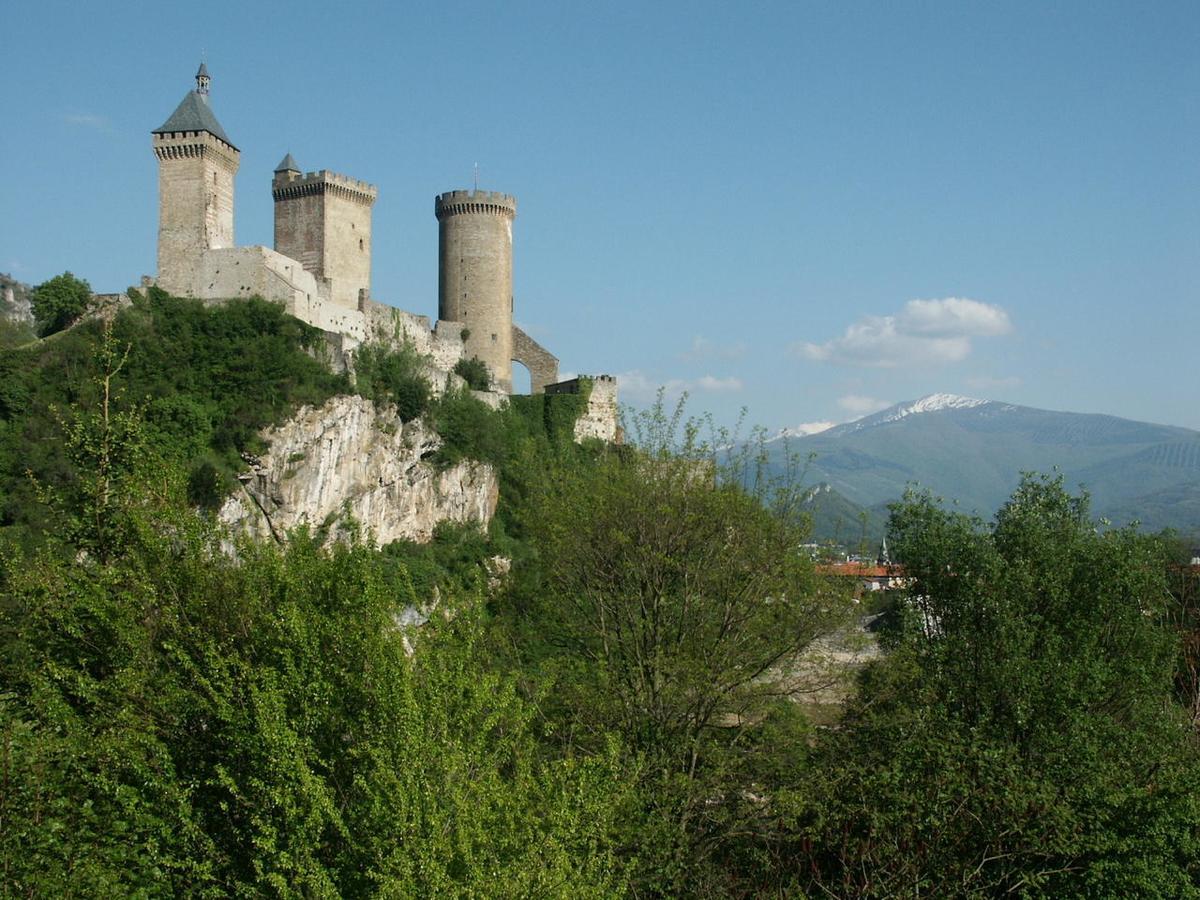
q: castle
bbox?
[151,63,604,408]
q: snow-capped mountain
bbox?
[768,395,1200,536]
[768,421,836,442]
[825,394,1004,437]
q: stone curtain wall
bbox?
[511,325,559,394]
[545,375,620,442]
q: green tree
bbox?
[515,399,849,893]
[792,475,1200,897]
[30,271,93,336]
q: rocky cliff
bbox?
[220,395,498,545]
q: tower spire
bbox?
[195,62,210,96]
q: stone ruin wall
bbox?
[545,375,620,443]
[511,324,559,394]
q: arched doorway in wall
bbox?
[511,360,532,395]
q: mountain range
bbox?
[773,394,1200,544]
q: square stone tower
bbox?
[272,158,378,309]
[151,64,239,296]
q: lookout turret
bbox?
[151,63,240,296]
[435,190,518,393]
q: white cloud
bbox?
[797,297,1012,368]
[62,113,112,133]
[678,335,746,362]
[899,297,1011,337]
[615,370,744,402]
[695,374,743,392]
[838,394,891,416]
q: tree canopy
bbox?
[30,270,93,336]
[789,475,1200,897]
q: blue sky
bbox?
[3,1,1197,430]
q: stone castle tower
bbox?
[273,156,378,310]
[152,64,240,296]
[148,66,569,400]
[435,190,518,393]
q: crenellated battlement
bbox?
[434,190,517,220]
[153,131,239,169]
[273,170,378,206]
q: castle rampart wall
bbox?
[511,325,559,394]
[545,375,620,442]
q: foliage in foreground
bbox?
[0,461,628,896]
[500,402,853,894]
[788,475,1200,897]
[5,281,1200,896]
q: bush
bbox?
[30,271,92,336]
[430,388,509,467]
[453,356,491,391]
[353,342,432,422]
[790,476,1200,896]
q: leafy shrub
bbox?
[430,388,510,468]
[453,356,491,391]
[186,459,226,511]
[30,271,92,336]
[353,341,432,422]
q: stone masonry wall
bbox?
[511,324,559,394]
[575,375,619,442]
[272,181,323,275]
[545,375,620,443]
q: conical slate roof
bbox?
[274,152,300,173]
[153,90,236,149]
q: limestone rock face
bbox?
[220,395,498,545]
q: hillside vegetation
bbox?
[2,287,1200,896]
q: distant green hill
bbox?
[771,394,1200,538]
[796,482,887,548]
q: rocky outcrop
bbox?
[220,395,498,545]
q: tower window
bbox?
[491,333,497,343]
[359,239,363,250]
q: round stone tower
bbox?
[435,190,517,393]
